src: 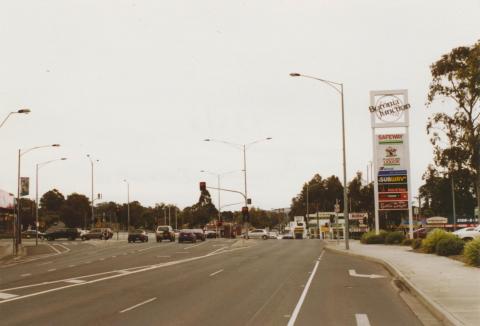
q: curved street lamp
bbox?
[290,72,349,249]
[15,144,60,253]
[35,158,67,245]
[0,109,31,129]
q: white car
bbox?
[246,229,268,240]
[453,226,480,241]
[268,231,279,239]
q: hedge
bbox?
[360,230,387,244]
[422,229,456,253]
[435,237,465,256]
[463,238,480,266]
[385,231,405,245]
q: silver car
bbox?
[246,229,268,240]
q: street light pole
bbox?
[0,109,30,129]
[35,158,67,246]
[15,144,60,255]
[87,155,99,228]
[123,180,130,231]
[290,72,349,249]
[203,137,272,239]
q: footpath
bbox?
[326,240,479,326]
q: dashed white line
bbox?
[47,269,56,272]
[68,265,76,268]
[287,250,325,326]
[355,314,371,326]
[119,297,157,313]
[209,269,224,277]
[157,255,171,258]
[20,273,31,277]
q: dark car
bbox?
[81,228,113,240]
[192,229,206,241]
[45,228,79,241]
[413,228,431,239]
[205,230,217,238]
[156,225,175,242]
[128,229,148,243]
[178,229,197,243]
[22,230,45,239]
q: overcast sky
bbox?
[1,0,479,211]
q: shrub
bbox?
[402,238,413,246]
[421,229,455,253]
[385,231,405,245]
[411,238,422,249]
[435,237,465,256]
[463,238,480,266]
[361,230,387,244]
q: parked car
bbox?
[412,228,429,239]
[268,231,279,239]
[247,229,268,240]
[453,226,480,241]
[45,228,79,241]
[21,230,45,239]
[156,225,175,242]
[281,232,294,239]
[81,228,113,240]
[128,229,148,243]
[178,229,197,243]
[192,229,206,241]
[77,229,89,237]
[205,230,217,238]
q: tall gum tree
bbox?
[427,40,480,214]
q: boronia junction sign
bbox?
[370,90,413,238]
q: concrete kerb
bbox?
[325,246,463,326]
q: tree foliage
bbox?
[426,40,480,212]
[40,189,65,212]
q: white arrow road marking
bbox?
[349,269,385,279]
[355,314,371,326]
[0,292,18,300]
[119,297,157,313]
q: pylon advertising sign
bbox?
[370,90,413,238]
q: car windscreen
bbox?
[158,227,169,232]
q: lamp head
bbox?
[17,109,31,114]
[52,144,60,147]
[289,73,301,77]
[61,157,67,160]
[203,139,211,142]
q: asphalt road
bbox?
[0,238,426,326]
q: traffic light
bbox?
[242,206,249,222]
[199,181,206,191]
[247,198,252,205]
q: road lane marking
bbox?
[47,244,61,254]
[64,279,86,284]
[209,269,224,277]
[355,314,371,326]
[47,269,56,272]
[208,247,228,255]
[20,274,31,277]
[37,261,53,266]
[175,252,189,254]
[0,292,18,300]
[157,255,171,258]
[0,245,252,304]
[183,242,206,249]
[137,246,158,252]
[68,265,76,268]
[287,250,325,326]
[119,297,157,313]
[349,269,385,279]
[54,243,71,253]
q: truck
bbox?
[290,216,308,239]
